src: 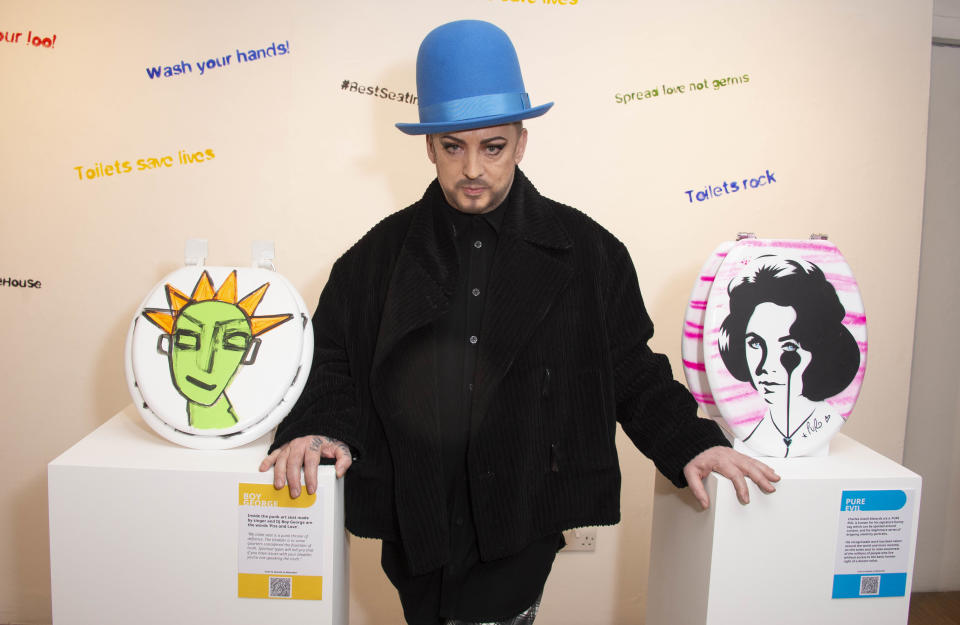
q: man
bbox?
[261,19,779,625]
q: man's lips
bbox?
[186,375,217,391]
[459,183,488,197]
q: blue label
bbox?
[832,573,906,598]
[839,490,907,512]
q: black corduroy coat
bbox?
[270,169,728,575]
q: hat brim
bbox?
[395,102,553,135]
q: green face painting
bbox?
[169,301,252,407]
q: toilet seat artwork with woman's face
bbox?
[124,266,313,449]
[681,241,736,433]
[684,239,867,458]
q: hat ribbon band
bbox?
[419,92,531,124]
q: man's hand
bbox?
[259,435,353,498]
[682,445,780,509]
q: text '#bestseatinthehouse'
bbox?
[146,40,289,79]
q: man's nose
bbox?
[463,148,482,179]
[198,329,218,373]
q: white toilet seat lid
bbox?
[692,239,866,457]
[124,266,312,449]
[680,241,735,432]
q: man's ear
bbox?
[425,134,437,164]
[242,338,262,365]
[514,127,528,164]
[156,334,171,356]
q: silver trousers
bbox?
[442,594,541,625]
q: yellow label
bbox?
[238,482,317,508]
[237,573,322,600]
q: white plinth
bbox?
[48,405,347,625]
[646,434,922,625]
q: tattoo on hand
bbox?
[309,435,350,456]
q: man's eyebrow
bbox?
[437,135,508,144]
[181,312,203,326]
[216,319,248,329]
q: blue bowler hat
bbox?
[396,20,553,135]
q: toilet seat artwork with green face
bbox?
[125,266,312,449]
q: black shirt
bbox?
[380,185,562,624]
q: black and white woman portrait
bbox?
[718,256,860,457]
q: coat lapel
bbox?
[471,171,574,435]
[371,186,457,379]
[368,190,460,566]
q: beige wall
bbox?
[903,41,960,593]
[0,1,932,623]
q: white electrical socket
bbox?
[561,527,597,552]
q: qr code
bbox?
[859,575,880,595]
[269,576,293,598]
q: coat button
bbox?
[469,335,478,345]
[474,240,482,249]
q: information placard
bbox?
[237,483,324,600]
[832,489,916,599]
